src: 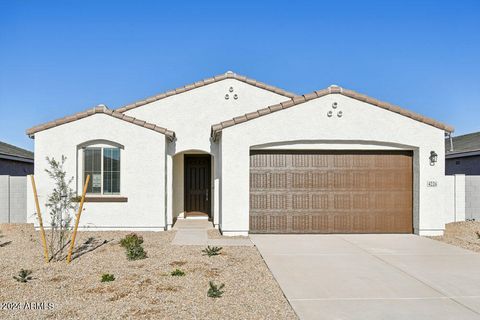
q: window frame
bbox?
[82,146,121,196]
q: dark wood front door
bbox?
[185,155,211,218]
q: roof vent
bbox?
[225,71,235,75]
[328,84,343,93]
[94,104,108,112]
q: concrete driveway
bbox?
[250,234,480,320]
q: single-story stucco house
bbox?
[445,131,480,175]
[26,71,455,236]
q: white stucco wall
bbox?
[27,113,167,230]
[124,79,291,154]
[125,79,291,226]
[219,94,447,236]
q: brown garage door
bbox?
[249,150,413,234]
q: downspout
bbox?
[164,137,168,231]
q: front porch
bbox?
[171,219,252,246]
[167,150,220,229]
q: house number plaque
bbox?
[427,181,438,187]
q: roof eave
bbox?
[210,87,455,138]
[446,149,480,159]
[116,71,296,113]
[0,153,34,163]
[26,105,176,141]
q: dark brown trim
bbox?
[74,196,128,203]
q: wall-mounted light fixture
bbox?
[429,151,438,166]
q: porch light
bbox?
[429,151,438,166]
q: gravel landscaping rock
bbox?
[0,226,296,319]
[427,221,480,253]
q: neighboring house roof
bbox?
[211,85,455,141]
[26,105,176,141]
[0,141,34,163]
[116,71,296,113]
[445,131,480,158]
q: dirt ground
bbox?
[428,221,480,253]
[0,225,296,319]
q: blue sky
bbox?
[1,0,479,151]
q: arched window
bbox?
[78,140,123,195]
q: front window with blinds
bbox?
[84,147,120,194]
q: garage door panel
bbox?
[249,151,413,234]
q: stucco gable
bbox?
[211,85,454,141]
[115,71,296,113]
[26,105,176,141]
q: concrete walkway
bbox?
[251,234,480,320]
[171,219,253,246]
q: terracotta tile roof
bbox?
[211,85,454,141]
[26,105,176,141]
[115,71,296,113]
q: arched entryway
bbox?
[172,150,213,221]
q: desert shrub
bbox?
[207,281,225,298]
[45,156,77,261]
[120,233,144,248]
[101,274,115,282]
[14,269,33,283]
[202,246,223,257]
[126,245,147,260]
[120,233,147,260]
[171,269,185,276]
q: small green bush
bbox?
[171,269,186,276]
[126,244,147,261]
[14,269,33,283]
[202,246,223,257]
[120,233,144,248]
[120,233,147,261]
[207,281,225,298]
[101,273,115,282]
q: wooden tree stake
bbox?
[66,175,90,264]
[30,175,49,263]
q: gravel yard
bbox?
[0,225,296,319]
[428,221,480,253]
